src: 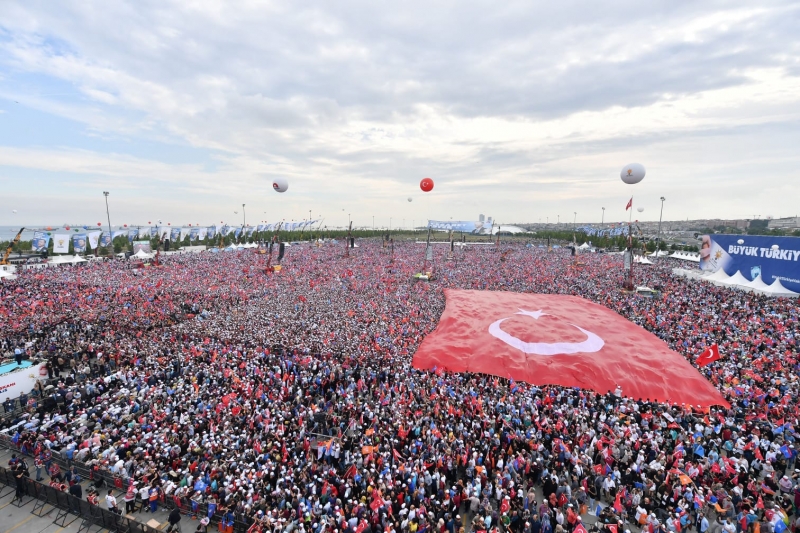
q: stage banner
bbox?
[52,234,70,254]
[87,231,101,250]
[428,220,489,234]
[198,227,208,240]
[700,234,800,292]
[190,228,199,241]
[208,226,217,239]
[32,231,51,252]
[72,234,87,253]
[99,232,112,248]
[132,241,152,254]
[170,227,181,242]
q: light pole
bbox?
[348,213,351,226]
[389,217,392,231]
[242,204,246,228]
[103,191,111,254]
[656,197,666,259]
[573,212,577,228]
[601,207,605,225]
[373,216,375,230]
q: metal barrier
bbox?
[0,466,164,533]
[0,434,252,533]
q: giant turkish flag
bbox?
[413,289,728,407]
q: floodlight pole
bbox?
[656,197,666,260]
[103,191,112,256]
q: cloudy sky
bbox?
[1,0,799,229]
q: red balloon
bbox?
[124,224,128,228]
[148,221,151,224]
[189,224,192,227]
[65,226,70,230]
[420,177,434,192]
[97,222,101,226]
[168,223,171,226]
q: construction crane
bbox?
[1,227,25,265]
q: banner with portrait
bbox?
[207,226,217,239]
[190,228,199,241]
[99,232,112,248]
[32,231,51,252]
[700,234,800,293]
[170,227,181,242]
[72,234,87,253]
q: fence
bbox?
[0,433,251,533]
[0,466,163,533]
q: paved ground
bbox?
[0,445,174,533]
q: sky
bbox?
[1,1,800,230]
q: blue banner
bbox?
[247,227,255,236]
[99,233,112,248]
[190,228,199,241]
[234,227,242,239]
[72,234,87,253]
[127,229,138,243]
[32,231,51,252]
[150,227,158,238]
[700,234,800,292]
[111,230,125,241]
[170,227,181,241]
[208,226,217,239]
[257,224,265,232]
[220,225,230,236]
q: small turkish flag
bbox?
[696,344,721,367]
[413,290,728,407]
[625,197,633,210]
[574,525,588,533]
[607,525,618,533]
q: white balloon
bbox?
[620,163,646,184]
[234,211,238,214]
[158,220,162,224]
[272,177,289,193]
[12,210,17,213]
[637,207,644,213]
[408,198,413,202]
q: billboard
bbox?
[700,234,800,292]
[428,218,493,234]
[132,241,152,254]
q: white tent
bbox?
[0,270,16,280]
[742,274,770,293]
[704,269,731,285]
[755,279,799,298]
[648,250,669,257]
[578,242,591,250]
[48,255,87,265]
[131,249,154,260]
[634,256,653,265]
[717,270,750,289]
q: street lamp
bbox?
[601,207,605,225]
[656,197,666,259]
[573,212,577,227]
[373,216,375,230]
[389,218,392,231]
[103,191,112,253]
[242,204,246,227]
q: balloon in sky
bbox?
[65,226,70,230]
[272,177,288,193]
[620,163,646,184]
[234,211,238,215]
[12,210,17,214]
[408,198,413,202]
[158,220,162,224]
[97,222,102,226]
[420,177,434,192]
[124,224,128,228]
[637,207,644,213]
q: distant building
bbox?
[768,217,800,230]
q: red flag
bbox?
[696,344,721,367]
[625,198,632,211]
[613,492,623,513]
[574,525,588,533]
[608,525,618,533]
[412,290,728,407]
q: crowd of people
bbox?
[0,240,798,533]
